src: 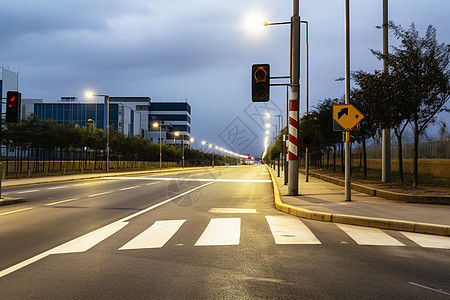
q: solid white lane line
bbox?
[119,220,186,250]
[336,224,405,246]
[88,191,113,197]
[195,218,241,246]
[47,186,69,190]
[0,222,128,278]
[45,198,80,206]
[0,250,53,278]
[266,216,321,245]
[119,182,213,223]
[119,186,141,191]
[409,282,450,296]
[17,190,39,194]
[0,207,33,216]
[51,222,129,254]
[401,232,450,249]
[209,208,256,214]
[102,177,271,183]
[0,182,213,278]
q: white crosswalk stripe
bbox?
[119,220,186,250]
[336,223,405,246]
[53,216,448,252]
[266,216,321,244]
[195,218,241,246]
[401,231,450,249]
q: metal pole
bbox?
[288,0,300,195]
[159,125,162,171]
[381,0,391,183]
[285,87,289,185]
[302,20,310,183]
[182,135,185,168]
[344,0,351,201]
[106,96,110,173]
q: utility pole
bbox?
[382,0,391,183]
[345,0,351,201]
[288,0,300,195]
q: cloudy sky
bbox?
[1,0,449,156]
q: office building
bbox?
[109,97,192,146]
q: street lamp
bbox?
[86,92,110,173]
[153,122,162,171]
[87,118,96,130]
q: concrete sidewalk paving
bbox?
[267,166,450,236]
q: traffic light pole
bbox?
[288,0,300,196]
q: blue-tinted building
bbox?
[23,97,138,136]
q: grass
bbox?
[320,165,450,188]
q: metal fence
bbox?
[363,139,450,159]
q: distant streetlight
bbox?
[153,122,162,171]
[87,118,96,130]
[86,92,110,173]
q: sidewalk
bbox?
[267,166,450,236]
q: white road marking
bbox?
[0,182,213,278]
[146,182,160,186]
[102,177,271,183]
[17,190,39,194]
[118,182,213,223]
[0,207,33,216]
[0,222,128,278]
[209,208,256,214]
[119,220,186,250]
[409,282,450,296]
[195,218,241,246]
[119,186,141,191]
[266,216,321,245]
[71,183,92,186]
[45,198,80,206]
[51,222,129,254]
[46,186,69,190]
[401,232,450,249]
[88,191,113,197]
[336,224,405,246]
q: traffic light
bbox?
[252,64,270,102]
[6,91,21,123]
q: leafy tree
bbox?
[372,22,449,186]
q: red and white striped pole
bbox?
[288,0,300,195]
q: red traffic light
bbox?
[6,91,21,123]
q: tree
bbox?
[353,70,411,182]
[372,22,449,186]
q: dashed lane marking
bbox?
[45,198,80,206]
[0,207,33,216]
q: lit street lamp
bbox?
[86,92,110,173]
[153,122,162,171]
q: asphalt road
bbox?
[0,165,449,299]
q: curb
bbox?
[268,166,450,237]
[0,197,25,206]
[305,171,450,205]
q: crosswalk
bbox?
[55,216,450,253]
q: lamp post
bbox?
[87,118,96,130]
[174,131,182,167]
[153,122,162,171]
[87,93,110,173]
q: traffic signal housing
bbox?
[252,64,270,102]
[6,91,21,123]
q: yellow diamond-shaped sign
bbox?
[332,104,365,131]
